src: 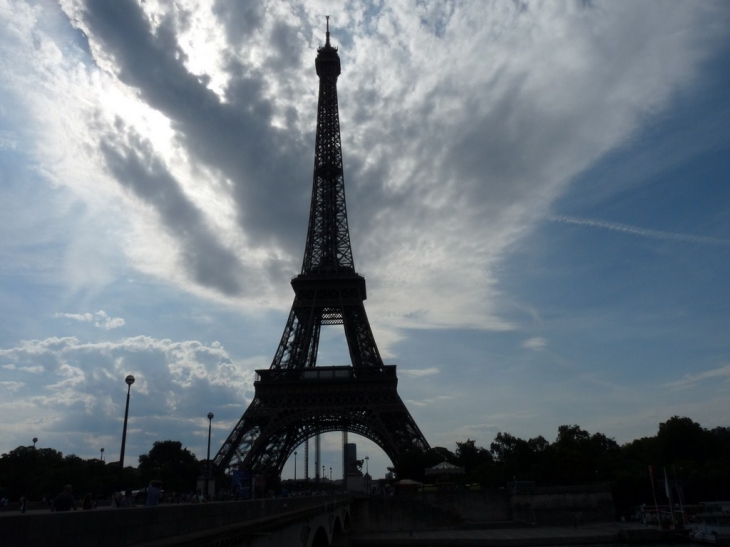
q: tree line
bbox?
[0,440,202,504]
[1,416,728,514]
[391,416,730,517]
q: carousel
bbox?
[425,461,465,488]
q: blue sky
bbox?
[1,0,729,481]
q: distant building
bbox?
[344,443,361,475]
[344,442,366,491]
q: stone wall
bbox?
[418,489,512,522]
[353,485,614,532]
[350,495,462,532]
[511,485,615,526]
[2,495,348,547]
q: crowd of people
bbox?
[2,463,334,513]
[0,480,220,513]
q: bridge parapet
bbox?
[4,494,351,547]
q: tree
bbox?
[551,425,620,485]
[656,416,710,464]
[0,446,65,501]
[138,441,199,495]
[490,432,538,483]
[390,447,446,482]
[490,432,524,463]
[455,439,496,485]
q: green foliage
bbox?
[456,439,491,471]
[656,416,709,464]
[137,440,199,494]
[0,446,117,502]
[490,432,546,483]
[390,447,447,482]
[0,439,203,502]
[549,425,621,485]
[2,417,727,508]
[387,415,728,516]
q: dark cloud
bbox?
[212,1,264,47]
[78,0,313,278]
[268,21,304,71]
[100,128,244,296]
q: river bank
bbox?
[349,521,680,546]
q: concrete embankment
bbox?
[349,522,677,546]
[1,495,348,547]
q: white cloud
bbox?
[4,1,723,340]
[55,310,125,330]
[0,381,25,393]
[0,335,255,459]
[93,311,126,330]
[663,364,730,390]
[54,312,94,323]
[549,216,730,247]
[400,367,439,378]
[523,337,547,351]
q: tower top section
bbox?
[316,16,340,78]
[301,15,354,276]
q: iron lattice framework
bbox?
[214,22,429,476]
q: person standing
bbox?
[51,485,77,512]
[231,464,243,500]
[145,481,162,507]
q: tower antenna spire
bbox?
[325,15,330,46]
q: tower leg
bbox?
[342,430,348,487]
[315,434,321,483]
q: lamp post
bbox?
[100,447,105,462]
[330,466,332,482]
[32,437,38,449]
[294,451,298,483]
[322,465,325,483]
[206,412,214,498]
[118,374,135,477]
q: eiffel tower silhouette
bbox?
[213,19,429,477]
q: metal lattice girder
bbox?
[302,40,353,275]
[215,367,429,474]
[213,24,430,476]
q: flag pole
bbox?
[673,465,687,528]
[649,465,661,527]
[664,466,676,528]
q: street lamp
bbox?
[32,437,38,449]
[118,374,135,477]
[100,447,105,461]
[322,465,325,483]
[330,466,332,482]
[206,412,214,498]
[294,451,298,482]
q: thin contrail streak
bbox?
[548,215,730,247]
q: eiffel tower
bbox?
[213,20,430,477]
